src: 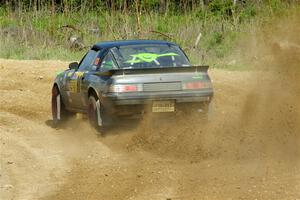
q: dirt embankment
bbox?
[1,12,300,200]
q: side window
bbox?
[99,52,117,71]
[77,50,97,72]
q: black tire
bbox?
[87,95,107,135]
[51,86,73,127]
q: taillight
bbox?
[182,81,211,90]
[109,84,142,93]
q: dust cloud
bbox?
[125,11,300,163]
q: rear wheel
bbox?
[87,95,107,135]
[51,86,73,127]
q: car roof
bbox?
[92,40,177,50]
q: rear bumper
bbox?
[103,89,214,105]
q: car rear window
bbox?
[110,44,191,69]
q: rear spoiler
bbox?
[94,65,209,76]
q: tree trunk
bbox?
[160,0,165,14]
[51,0,55,15]
[135,0,141,36]
[33,0,37,12]
[123,0,127,14]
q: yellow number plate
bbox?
[69,80,77,93]
[152,100,175,113]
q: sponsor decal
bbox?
[69,71,84,93]
[67,71,73,77]
[125,52,179,64]
[192,74,204,79]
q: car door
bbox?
[65,49,97,110]
[78,50,118,109]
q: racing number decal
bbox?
[69,80,77,93]
[76,72,84,93]
[69,72,84,93]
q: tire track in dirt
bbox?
[1,112,68,200]
[1,57,300,199]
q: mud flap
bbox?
[56,94,61,120]
[96,100,102,126]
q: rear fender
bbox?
[88,84,115,114]
[88,85,101,100]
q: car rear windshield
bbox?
[110,44,191,69]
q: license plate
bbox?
[152,100,175,113]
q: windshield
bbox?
[110,44,191,69]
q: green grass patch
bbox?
[0,1,298,70]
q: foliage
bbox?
[0,0,299,69]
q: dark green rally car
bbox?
[52,40,214,133]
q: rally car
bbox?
[52,40,213,133]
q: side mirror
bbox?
[69,62,79,70]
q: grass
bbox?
[0,1,299,69]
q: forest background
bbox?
[0,0,299,68]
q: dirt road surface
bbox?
[1,14,300,200]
